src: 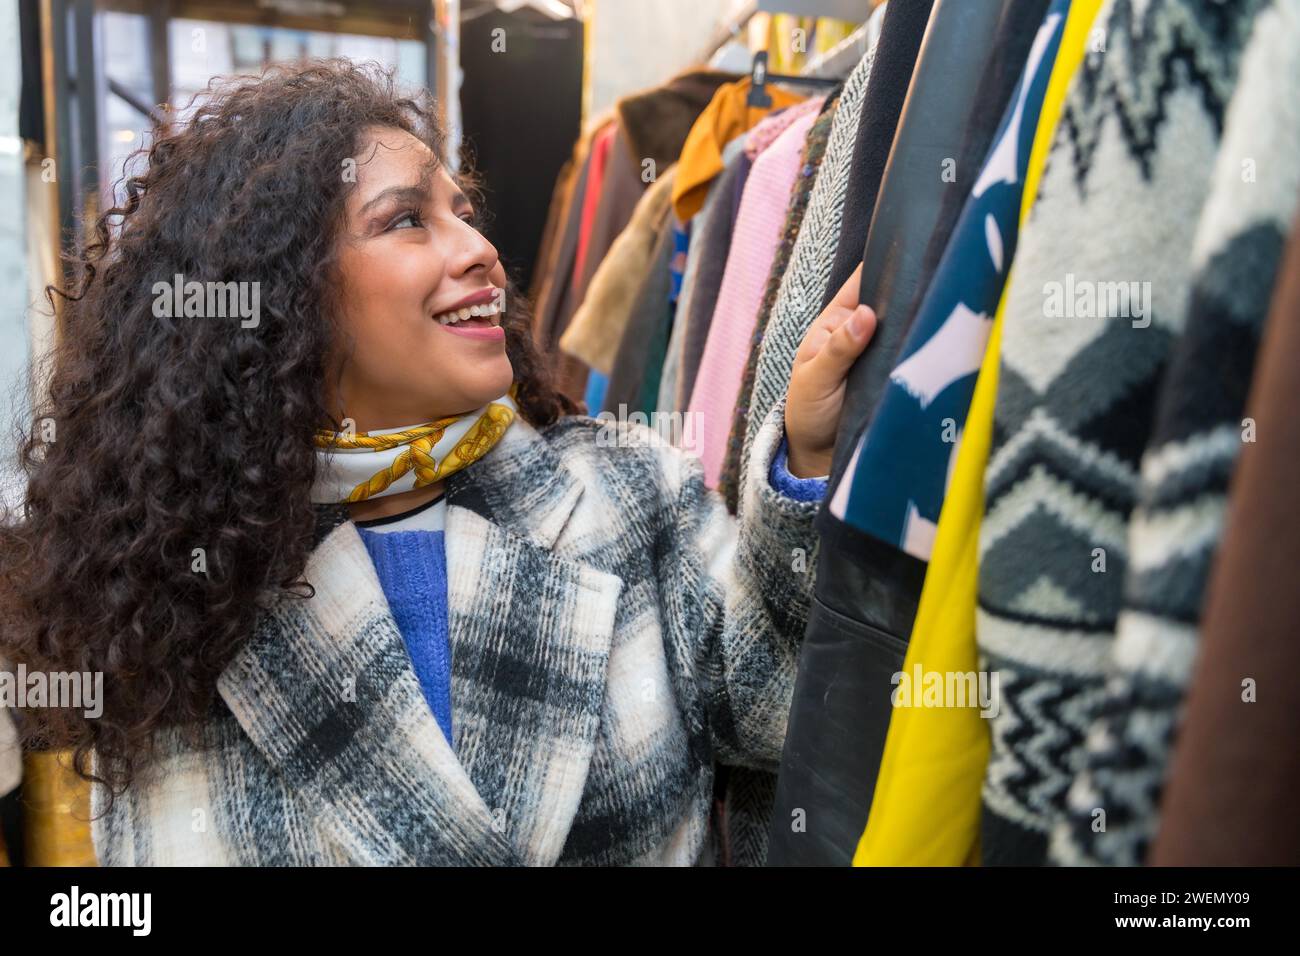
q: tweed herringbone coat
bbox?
[90,397,820,865]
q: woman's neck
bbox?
[346,479,446,523]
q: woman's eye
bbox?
[389,210,422,230]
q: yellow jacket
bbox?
[852,0,1105,868]
[670,78,805,223]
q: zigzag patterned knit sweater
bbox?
[1053,0,1300,867]
[975,0,1284,866]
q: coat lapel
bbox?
[217,517,521,865]
[441,416,622,866]
[222,414,619,866]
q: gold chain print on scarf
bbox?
[313,387,518,504]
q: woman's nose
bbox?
[445,218,500,279]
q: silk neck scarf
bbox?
[311,386,518,504]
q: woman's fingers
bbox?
[830,261,865,313]
[801,304,876,397]
[783,264,877,472]
[796,262,869,365]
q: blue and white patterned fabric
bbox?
[828,1,1068,560]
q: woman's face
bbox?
[330,125,513,432]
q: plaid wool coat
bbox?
[90,396,821,866]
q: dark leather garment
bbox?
[767,521,926,865]
[766,0,1015,867]
[820,0,936,318]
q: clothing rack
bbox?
[702,0,759,65]
[746,50,840,107]
[797,15,873,79]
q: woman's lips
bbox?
[440,320,505,342]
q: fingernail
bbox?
[849,311,864,337]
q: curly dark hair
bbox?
[0,59,578,800]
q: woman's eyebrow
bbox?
[450,189,474,213]
[358,183,428,216]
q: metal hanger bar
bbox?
[763,72,839,86]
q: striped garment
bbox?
[719,93,841,515]
[90,396,822,866]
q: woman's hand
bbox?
[784,262,877,478]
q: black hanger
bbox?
[746,50,841,108]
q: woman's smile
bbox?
[432,285,506,342]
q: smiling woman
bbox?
[0,58,577,805]
[0,57,875,867]
[332,126,516,432]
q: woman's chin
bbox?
[451,362,515,410]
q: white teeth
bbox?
[433,298,502,325]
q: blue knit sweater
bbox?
[357,436,825,750]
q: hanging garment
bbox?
[575,70,739,306]
[559,166,678,374]
[658,136,750,415]
[905,0,1055,346]
[531,118,606,354]
[583,369,609,416]
[537,71,737,403]
[574,127,648,294]
[817,0,935,322]
[675,144,754,411]
[528,145,579,308]
[570,122,618,314]
[976,0,1279,867]
[602,222,676,415]
[17,751,96,865]
[557,121,627,400]
[634,215,692,415]
[669,220,689,305]
[1051,0,1300,867]
[764,0,1008,868]
[671,77,807,224]
[555,120,618,401]
[738,7,885,495]
[853,0,1101,868]
[616,69,741,182]
[720,92,843,514]
[831,0,1068,560]
[459,5,583,293]
[1149,212,1300,866]
[741,96,824,161]
[687,100,826,488]
[827,0,1017,490]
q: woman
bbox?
[0,60,875,865]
